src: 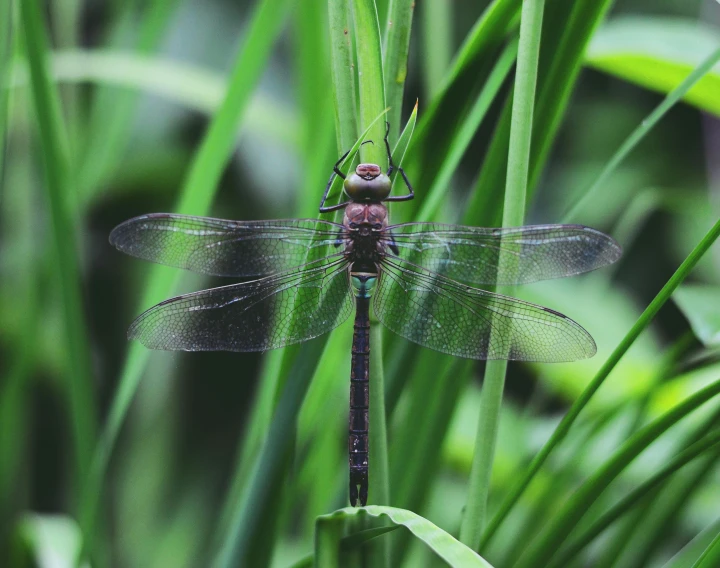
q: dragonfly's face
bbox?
[344,163,392,202]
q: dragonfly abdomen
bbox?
[348,275,373,507]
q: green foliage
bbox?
[587,16,720,117]
[3,1,720,567]
[316,506,494,567]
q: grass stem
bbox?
[460,0,545,550]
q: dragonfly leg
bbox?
[383,166,414,203]
[383,121,395,176]
[382,121,415,203]
[385,230,400,255]
[319,149,352,213]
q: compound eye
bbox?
[349,222,358,229]
[372,223,382,230]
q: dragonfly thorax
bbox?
[343,202,388,271]
[344,163,392,202]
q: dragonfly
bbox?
[110,126,621,507]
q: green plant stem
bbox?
[328,1,357,151]
[562,45,720,223]
[316,516,343,568]
[20,0,96,486]
[352,0,386,167]
[481,214,720,549]
[0,0,13,173]
[369,330,390,488]
[369,322,390,565]
[382,0,414,144]
[419,0,452,100]
[459,0,544,550]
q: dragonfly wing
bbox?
[386,223,621,286]
[374,256,596,362]
[129,256,353,352]
[110,213,345,277]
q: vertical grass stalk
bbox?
[352,0,386,167]
[419,0,452,100]
[459,0,545,550]
[328,1,358,152]
[382,0,414,144]
[20,0,97,486]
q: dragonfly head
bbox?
[344,163,392,202]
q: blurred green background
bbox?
[2,0,720,566]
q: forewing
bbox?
[129,256,353,352]
[110,213,345,277]
[374,257,596,362]
[386,223,621,286]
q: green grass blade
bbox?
[389,357,471,563]
[463,93,512,227]
[317,506,496,567]
[515,378,720,568]
[562,45,720,222]
[421,0,520,122]
[625,441,720,568]
[79,0,180,198]
[417,39,518,223]
[213,338,328,568]
[459,0,544,550]
[527,0,614,195]
[353,0,386,167]
[369,322,390,565]
[328,1,358,151]
[382,0,414,143]
[550,430,720,567]
[389,100,416,180]
[0,73,36,537]
[586,16,720,117]
[0,0,13,170]
[295,0,335,216]
[351,4,389,564]
[210,350,284,550]
[316,514,344,568]
[662,518,720,568]
[8,50,300,150]
[19,0,96,484]
[369,323,390,508]
[419,0,452,99]
[295,527,400,567]
[79,0,296,557]
[481,215,720,549]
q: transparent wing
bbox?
[110,213,345,277]
[374,256,596,362]
[129,256,353,352]
[385,223,621,286]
